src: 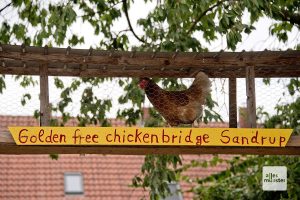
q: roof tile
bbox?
[0,154,230,200]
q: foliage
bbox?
[259,77,300,135]
[190,155,300,200]
[132,154,182,200]
[263,97,300,135]
[0,75,6,94]
[0,0,300,199]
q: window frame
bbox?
[64,172,84,195]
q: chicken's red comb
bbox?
[139,78,149,89]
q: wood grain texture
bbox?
[0,144,299,155]
[229,78,237,128]
[39,65,50,126]
[1,44,300,78]
[0,131,299,155]
[246,66,257,128]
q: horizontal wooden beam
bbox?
[1,131,300,155]
[2,65,300,78]
[1,44,300,78]
[0,144,299,155]
[2,50,299,68]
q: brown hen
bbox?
[139,72,211,126]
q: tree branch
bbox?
[111,1,122,7]
[0,2,11,14]
[187,0,225,35]
[116,29,130,37]
[279,10,300,27]
[122,0,146,43]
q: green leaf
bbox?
[0,22,11,43]
[12,24,26,40]
[54,77,64,89]
[16,76,37,87]
[49,154,59,160]
[12,0,23,6]
[0,76,6,94]
[21,93,31,106]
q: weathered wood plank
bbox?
[40,65,50,126]
[246,66,257,128]
[0,144,299,155]
[0,131,299,155]
[0,131,14,143]
[2,65,300,78]
[1,51,300,68]
[229,78,237,128]
[1,44,300,78]
[1,131,299,146]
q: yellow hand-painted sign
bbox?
[8,127,293,147]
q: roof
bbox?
[0,154,231,200]
[0,115,228,133]
[1,44,300,78]
[0,115,231,200]
[0,115,126,132]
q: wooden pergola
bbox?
[0,44,300,155]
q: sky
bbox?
[0,1,299,122]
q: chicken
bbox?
[139,72,211,126]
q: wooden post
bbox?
[246,66,256,128]
[40,64,50,126]
[229,78,237,128]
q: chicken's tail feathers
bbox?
[191,72,211,101]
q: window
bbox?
[64,172,84,195]
[162,182,183,200]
